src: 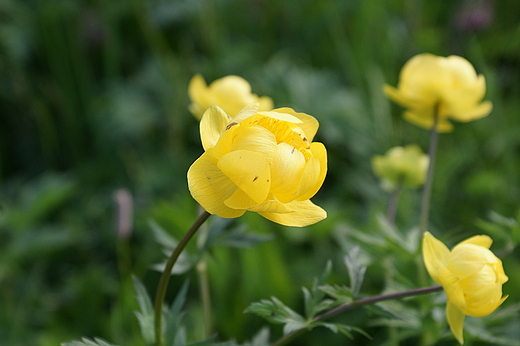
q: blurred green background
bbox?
[1,0,519,345]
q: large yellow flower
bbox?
[187,104,327,227]
[371,144,429,191]
[188,74,274,119]
[384,53,492,132]
[422,232,508,344]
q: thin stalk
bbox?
[419,106,440,234]
[272,286,443,346]
[197,258,213,337]
[386,178,404,225]
[154,210,211,346]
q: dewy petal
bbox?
[422,232,451,283]
[187,149,244,218]
[258,200,326,227]
[295,142,327,201]
[200,106,232,150]
[217,150,271,204]
[231,124,278,162]
[274,107,319,142]
[446,301,465,345]
[270,143,306,203]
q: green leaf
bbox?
[344,246,366,297]
[318,284,354,303]
[165,281,190,346]
[61,337,118,346]
[244,296,307,334]
[303,261,333,318]
[132,276,155,344]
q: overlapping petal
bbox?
[188,104,327,227]
[188,74,274,119]
[422,232,508,344]
[385,53,492,132]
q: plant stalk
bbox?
[272,285,443,346]
[154,210,211,346]
[419,106,440,234]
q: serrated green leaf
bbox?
[318,284,353,303]
[344,247,366,297]
[132,276,155,344]
[244,296,306,327]
[303,261,333,318]
[61,337,118,346]
[165,281,189,346]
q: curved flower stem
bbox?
[387,178,404,226]
[154,210,211,346]
[419,106,440,234]
[272,285,443,346]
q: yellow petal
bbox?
[438,266,467,313]
[188,74,212,119]
[422,232,451,283]
[295,142,327,201]
[403,110,454,132]
[217,150,271,204]
[457,234,492,248]
[274,107,319,142]
[451,101,492,122]
[258,95,274,111]
[258,200,326,227]
[200,106,232,150]
[446,301,465,345]
[231,124,278,162]
[224,190,290,213]
[187,149,244,218]
[270,143,306,203]
[232,103,261,124]
[257,110,302,123]
[448,244,489,279]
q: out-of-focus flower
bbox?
[188,74,274,119]
[187,103,327,227]
[384,53,492,132]
[422,232,508,344]
[371,145,429,191]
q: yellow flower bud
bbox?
[422,232,508,344]
[188,74,274,119]
[384,53,492,132]
[371,145,429,191]
[187,103,327,227]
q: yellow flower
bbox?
[187,103,327,227]
[188,74,274,119]
[371,144,429,191]
[384,53,492,132]
[422,232,508,344]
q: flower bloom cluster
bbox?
[188,74,274,119]
[371,144,429,191]
[188,104,327,227]
[384,53,492,132]
[422,232,508,344]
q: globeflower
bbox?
[187,104,327,227]
[384,53,492,132]
[422,232,508,344]
[188,74,274,119]
[371,144,429,191]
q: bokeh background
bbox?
[1,0,519,345]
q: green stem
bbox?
[197,257,213,337]
[272,285,443,346]
[419,106,440,234]
[154,210,211,346]
[387,178,404,226]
